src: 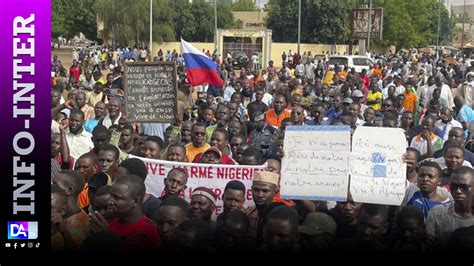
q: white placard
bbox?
[350,127,408,205]
[280,125,351,201]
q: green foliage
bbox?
[265,0,452,48]
[232,0,259,11]
[96,0,175,47]
[265,0,349,43]
[264,0,299,42]
[172,0,196,40]
[374,0,451,47]
[93,0,237,44]
[52,0,97,40]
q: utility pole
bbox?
[367,0,372,52]
[462,0,466,58]
[149,0,153,56]
[437,0,441,59]
[297,0,301,55]
[214,0,218,51]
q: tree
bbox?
[187,0,235,42]
[172,0,196,40]
[370,0,451,48]
[265,0,451,48]
[232,0,259,11]
[264,0,299,42]
[96,0,175,47]
[52,0,97,40]
[265,0,349,44]
[303,0,350,44]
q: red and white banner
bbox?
[130,155,264,217]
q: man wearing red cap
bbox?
[193,129,236,164]
[190,187,217,228]
[198,147,223,165]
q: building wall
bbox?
[152,41,362,67]
[233,11,268,30]
[451,4,474,18]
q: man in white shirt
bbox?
[434,107,463,143]
[418,76,435,108]
[304,60,316,80]
[66,109,94,159]
[428,76,454,109]
[457,72,474,108]
[224,80,238,103]
[295,62,305,78]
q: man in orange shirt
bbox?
[265,93,291,129]
[403,80,418,113]
[185,122,210,162]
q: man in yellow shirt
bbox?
[323,66,335,86]
[367,85,383,111]
[186,123,210,162]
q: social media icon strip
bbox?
[7,222,38,240]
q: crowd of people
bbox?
[50,45,474,253]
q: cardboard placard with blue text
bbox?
[350,126,407,205]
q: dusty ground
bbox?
[52,45,73,70]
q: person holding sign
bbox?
[402,160,452,218]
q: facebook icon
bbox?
[7,222,38,239]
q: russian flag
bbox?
[181,39,224,87]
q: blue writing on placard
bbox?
[371,152,387,177]
[372,165,387,177]
[371,153,385,163]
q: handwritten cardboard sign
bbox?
[124,62,177,123]
[350,127,407,205]
[280,125,351,202]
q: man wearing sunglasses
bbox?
[185,123,210,162]
[427,166,474,246]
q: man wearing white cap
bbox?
[457,72,474,108]
[244,170,280,247]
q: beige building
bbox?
[451,5,474,48]
[233,11,267,30]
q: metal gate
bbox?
[223,43,262,58]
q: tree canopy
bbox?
[264,0,452,48]
[52,0,453,48]
[52,0,97,40]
